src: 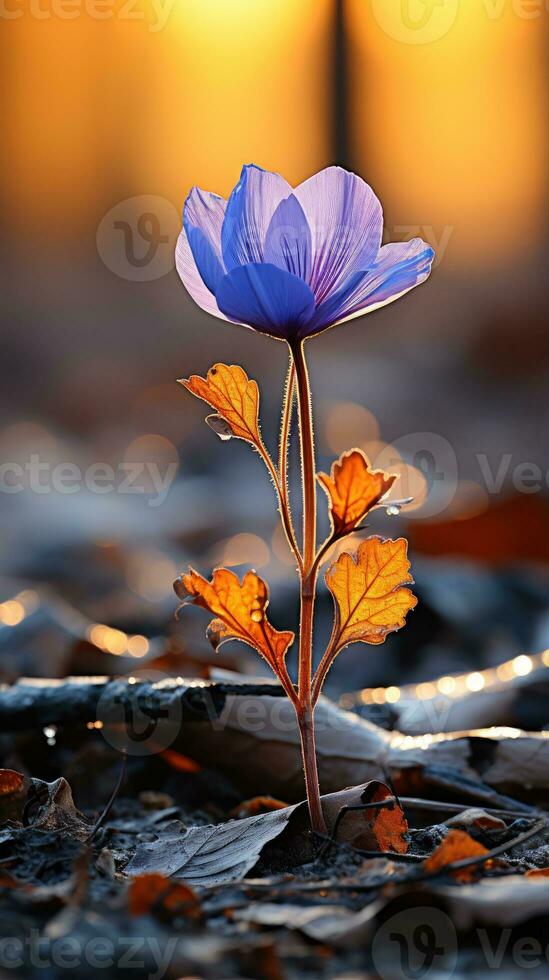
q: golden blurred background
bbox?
[1,0,548,693]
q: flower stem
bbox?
[296,702,325,834]
[279,358,295,493]
[289,339,326,835]
[291,340,316,574]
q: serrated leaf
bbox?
[179,363,262,446]
[318,449,396,538]
[325,536,417,655]
[174,567,294,675]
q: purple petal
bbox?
[294,166,383,304]
[215,262,316,340]
[304,239,435,337]
[263,194,312,282]
[183,187,227,294]
[175,229,228,320]
[185,227,224,295]
[184,187,226,257]
[221,164,293,272]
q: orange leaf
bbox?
[161,749,201,773]
[175,567,294,675]
[526,868,549,878]
[128,873,200,918]
[366,782,408,854]
[0,769,25,795]
[179,363,262,447]
[318,449,396,538]
[325,536,417,655]
[321,781,408,853]
[424,829,490,881]
[229,796,289,819]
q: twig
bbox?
[419,816,547,883]
[400,797,536,820]
[86,752,127,841]
[316,798,397,861]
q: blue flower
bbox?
[176,164,435,342]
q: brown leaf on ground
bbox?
[128,872,200,918]
[179,363,262,447]
[445,808,506,834]
[364,782,408,853]
[318,450,396,538]
[424,829,490,881]
[0,768,29,823]
[0,769,26,795]
[175,567,294,675]
[229,796,289,819]
[525,868,549,878]
[325,536,417,655]
[321,781,408,853]
[161,749,202,773]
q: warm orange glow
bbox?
[4,0,332,236]
[154,0,333,199]
[324,401,380,455]
[219,532,270,569]
[347,0,547,264]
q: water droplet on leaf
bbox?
[206,414,233,441]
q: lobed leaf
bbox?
[179,363,262,446]
[175,567,294,676]
[318,449,396,538]
[325,536,417,655]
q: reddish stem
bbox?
[290,339,326,835]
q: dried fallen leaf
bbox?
[0,769,29,823]
[179,363,262,447]
[0,769,26,795]
[325,536,417,655]
[423,829,490,881]
[125,806,296,888]
[525,868,549,878]
[321,781,408,853]
[445,808,506,834]
[174,567,294,675]
[128,873,200,918]
[229,796,289,819]
[161,749,201,773]
[365,782,408,853]
[318,449,396,538]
